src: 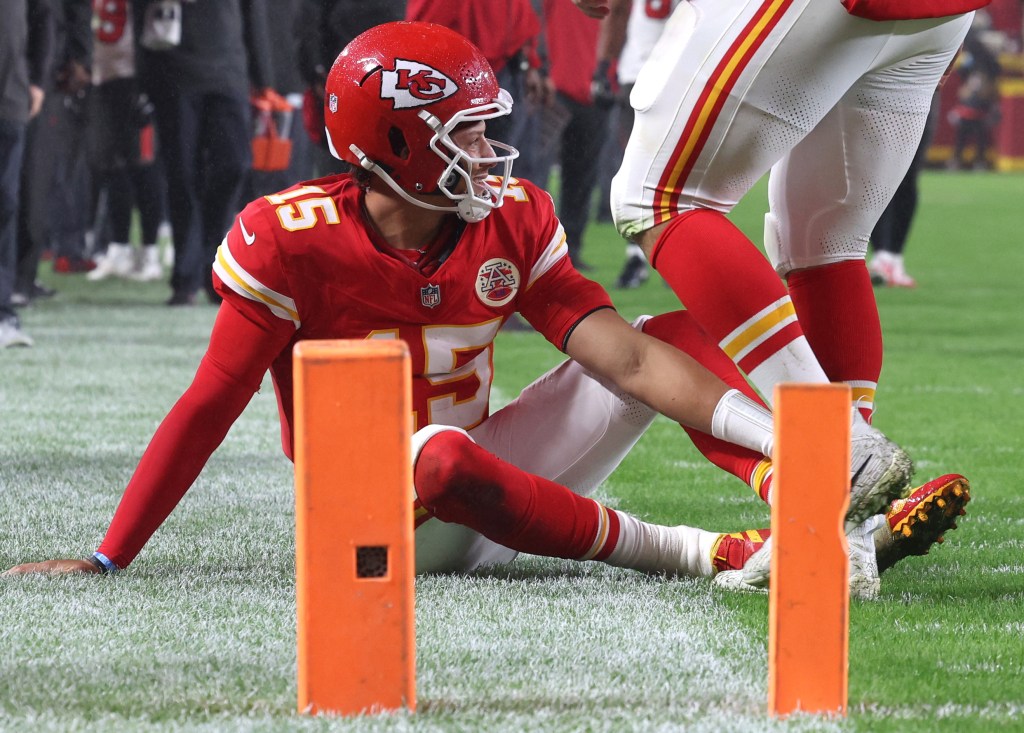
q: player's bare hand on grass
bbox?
[3,559,100,576]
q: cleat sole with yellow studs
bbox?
[876,473,971,573]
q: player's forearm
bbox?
[617,336,729,433]
[567,311,774,455]
[98,359,257,568]
[624,339,775,457]
[596,0,630,63]
[567,310,720,431]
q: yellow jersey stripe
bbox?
[213,241,300,327]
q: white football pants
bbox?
[612,0,971,274]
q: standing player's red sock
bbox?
[649,210,828,401]
[643,311,774,504]
[787,261,883,423]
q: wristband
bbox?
[86,551,119,574]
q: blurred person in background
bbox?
[133,0,274,306]
[244,0,314,199]
[13,0,93,303]
[529,0,612,271]
[1,0,53,347]
[87,0,166,284]
[948,26,1002,170]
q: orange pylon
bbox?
[293,340,415,715]
[768,384,850,717]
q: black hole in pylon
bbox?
[356,546,388,578]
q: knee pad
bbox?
[411,424,471,465]
[412,427,486,515]
[765,210,869,277]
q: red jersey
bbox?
[97,172,612,568]
[214,174,609,449]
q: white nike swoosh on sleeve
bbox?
[239,218,256,245]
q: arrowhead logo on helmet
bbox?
[324,22,518,223]
[381,59,458,110]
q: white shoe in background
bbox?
[0,318,33,348]
[869,251,917,288]
[131,245,164,282]
[87,243,135,281]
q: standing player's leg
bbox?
[642,311,776,504]
[613,4,962,524]
[614,0,876,403]
[752,25,971,595]
[765,21,969,423]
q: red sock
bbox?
[787,261,883,422]
[643,312,771,502]
[650,210,805,377]
[414,431,621,561]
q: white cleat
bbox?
[713,569,767,594]
[729,416,910,600]
[739,535,771,589]
[847,419,913,528]
[738,519,883,601]
[847,516,882,600]
[130,245,164,282]
[87,243,135,281]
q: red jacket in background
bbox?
[405,0,541,74]
[544,0,600,105]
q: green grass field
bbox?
[2,172,1022,731]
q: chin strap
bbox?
[348,144,496,223]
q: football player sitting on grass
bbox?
[4,23,968,595]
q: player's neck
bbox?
[362,187,452,251]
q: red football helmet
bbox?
[324,22,518,223]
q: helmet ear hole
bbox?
[388,126,410,160]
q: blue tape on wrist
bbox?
[92,551,120,574]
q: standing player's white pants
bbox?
[414,319,659,574]
[612,0,971,274]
